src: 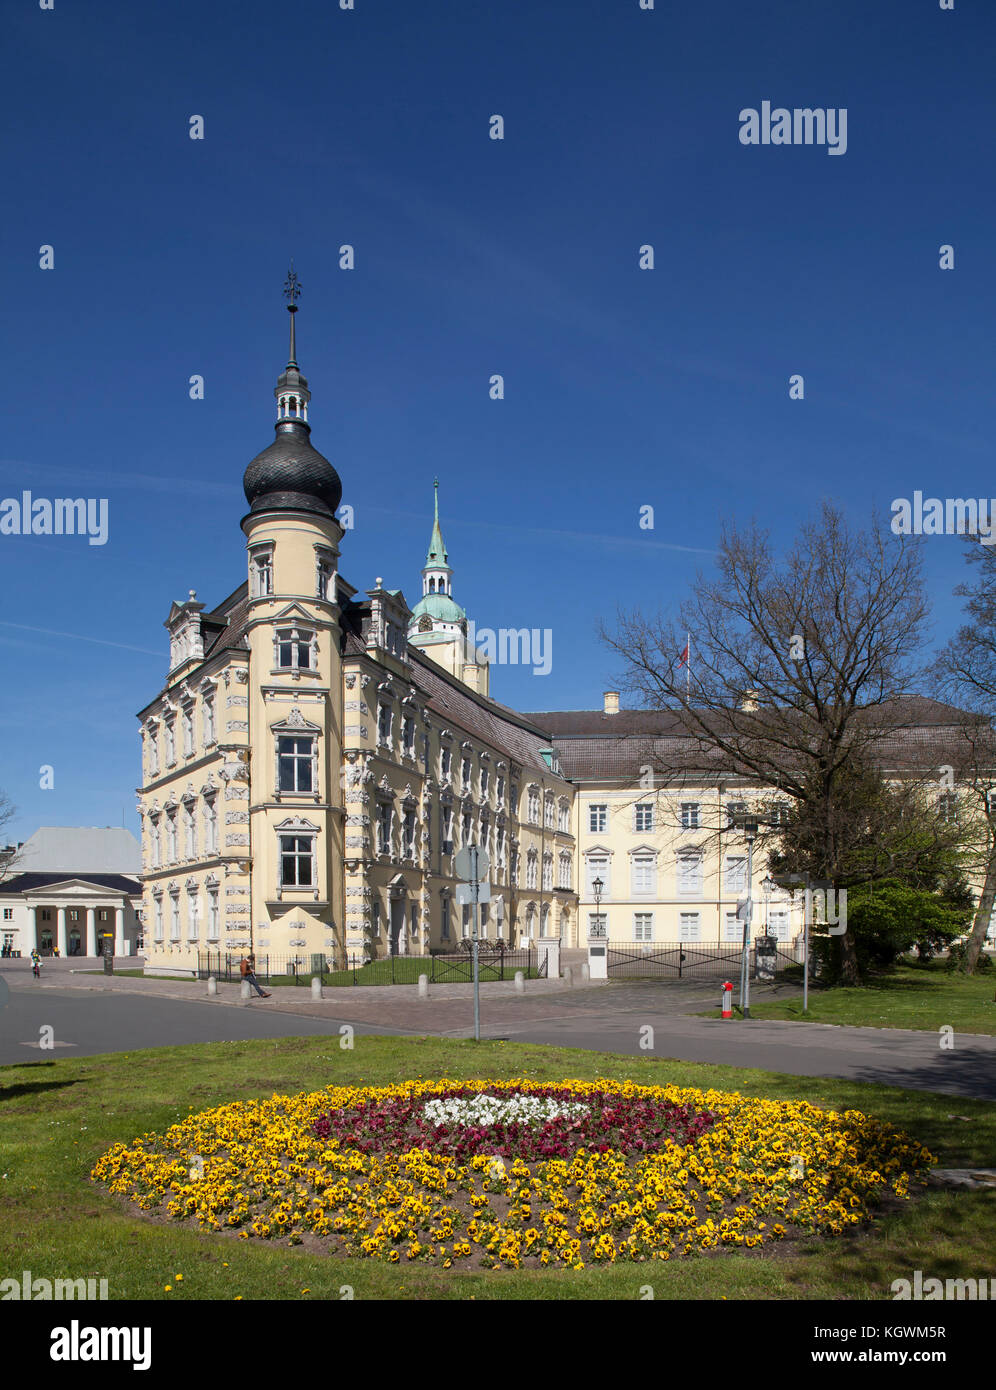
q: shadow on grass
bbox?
[0,1075,87,1103]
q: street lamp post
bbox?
[741,819,759,1017]
[592,877,604,936]
[762,875,775,935]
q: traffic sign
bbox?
[456,880,490,905]
[454,845,490,881]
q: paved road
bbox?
[0,982,408,1066]
[2,964,994,1101]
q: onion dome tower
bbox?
[242,265,343,520]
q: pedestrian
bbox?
[31,948,41,979]
[239,954,270,998]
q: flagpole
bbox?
[686,631,690,700]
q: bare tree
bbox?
[0,790,23,885]
[600,502,946,985]
[931,538,996,972]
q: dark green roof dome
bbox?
[243,419,342,519]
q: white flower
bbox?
[422,1094,588,1130]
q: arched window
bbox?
[429,578,435,592]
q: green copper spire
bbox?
[425,477,451,570]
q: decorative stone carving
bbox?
[225,811,249,824]
[225,833,250,846]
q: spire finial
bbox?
[283,261,302,366]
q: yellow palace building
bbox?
[136,290,989,976]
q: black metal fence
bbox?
[197,946,541,987]
[606,941,802,981]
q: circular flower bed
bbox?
[91,1078,934,1269]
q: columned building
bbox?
[0,827,142,957]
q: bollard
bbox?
[207,975,217,997]
[581,962,590,981]
[514,970,525,994]
[240,979,251,1005]
[418,973,429,999]
[311,976,323,1001]
[721,980,733,1020]
[563,965,573,987]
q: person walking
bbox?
[31,948,41,979]
[239,954,270,998]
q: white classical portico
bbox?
[22,881,141,957]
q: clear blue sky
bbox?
[2,0,994,842]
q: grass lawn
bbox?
[702,960,996,1034]
[1,1034,993,1301]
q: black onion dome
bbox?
[243,420,343,518]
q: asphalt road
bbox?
[0,986,406,1066]
[1,970,994,1101]
[475,1009,996,1101]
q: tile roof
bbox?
[0,872,142,897]
[522,698,989,781]
[407,652,568,779]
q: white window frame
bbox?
[589,803,607,833]
[725,855,748,893]
[278,734,315,794]
[207,888,220,941]
[679,911,701,942]
[634,912,653,942]
[677,851,702,897]
[279,832,315,889]
[275,625,315,672]
[585,853,610,897]
[204,798,218,855]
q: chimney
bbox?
[603,691,620,715]
[740,689,759,712]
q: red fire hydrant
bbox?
[721,980,733,1019]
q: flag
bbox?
[677,640,689,667]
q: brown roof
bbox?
[408,653,567,779]
[522,697,990,782]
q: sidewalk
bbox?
[4,960,615,1036]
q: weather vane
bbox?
[283,262,302,307]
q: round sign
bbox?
[454,845,490,881]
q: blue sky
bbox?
[2,0,994,841]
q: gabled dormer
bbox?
[165,590,206,681]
